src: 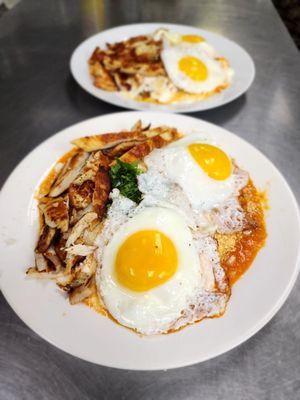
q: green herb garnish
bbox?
[109,159,143,203]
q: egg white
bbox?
[143,133,246,213]
[153,28,217,58]
[161,46,232,95]
[97,206,213,335]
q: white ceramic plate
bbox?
[0,112,299,370]
[70,23,255,113]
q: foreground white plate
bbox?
[70,23,255,113]
[0,112,299,370]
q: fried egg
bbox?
[96,195,229,335]
[161,46,232,95]
[142,134,246,212]
[154,28,217,58]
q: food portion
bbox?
[27,121,266,335]
[88,29,233,104]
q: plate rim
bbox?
[1,111,300,370]
[70,22,256,113]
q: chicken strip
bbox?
[39,196,69,232]
[49,150,89,197]
[93,167,111,219]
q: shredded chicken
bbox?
[65,244,97,256]
[36,225,56,253]
[44,246,63,271]
[65,212,98,247]
[69,203,94,226]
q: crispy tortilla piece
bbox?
[49,150,89,197]
[143,126,177,138]
[89,61,117,91]
[103,140,142,158]
[73,151,109,185]
[69,180,95,210]
[53,233,67,263]
[39,196,69,232]
[118,128,182,163]
[89,46,106,64]
[100,36,164,76]
[36,225,56,253]
[71,130,150,152]
[93,167,111,219]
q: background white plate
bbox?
[0,112,299,370]
[70,23,255,113]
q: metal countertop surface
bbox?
[0,0,300,399]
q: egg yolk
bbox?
[188,143,231,180]
[178,56,208,81]
[115,230,178,292]
[181,34,205,43]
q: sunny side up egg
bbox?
[161,47,231,95]
[153,28,216,58]
[154,29,233,95]
[98,207,215,335]
[159,134,239,212]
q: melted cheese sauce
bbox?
[135,57,230,105]
[136,82,229,105]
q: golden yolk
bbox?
[181,34,205,43]
[178,56,208,81]
[115,230,178,292]
[188,143,232,180]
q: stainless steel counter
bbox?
[0,1,300,399]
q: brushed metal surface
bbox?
[0,0,300,399]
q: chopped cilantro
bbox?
[109,159,143,203]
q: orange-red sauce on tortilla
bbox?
[215,180,267,285]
